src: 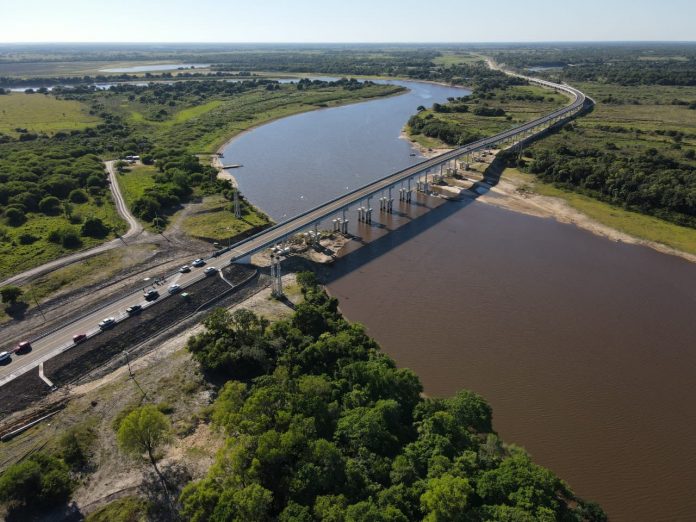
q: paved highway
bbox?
[0,74,588,386]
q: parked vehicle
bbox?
[15,341,32,354]
[144,289,159,301]
[98,317,115,330]
[73,333,87,344]
[126,304,142,315]
[192,258,206,267]
[204,266,217,276]
[179,265,191,273]
[0,351,11,363]
[168,284,181,294]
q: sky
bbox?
[2,0,695,43]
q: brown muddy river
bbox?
[223,79,696,520]
[327,196,696,522]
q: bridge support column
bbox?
[271,255,283,298]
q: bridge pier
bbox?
[270,254,283,298]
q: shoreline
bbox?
[399,127,696,265]
[211,82,413,190]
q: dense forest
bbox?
[176,274,605,521]
[526,142,696,227]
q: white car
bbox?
[179,265,191,273]
[192,258,206,267]
[98,317,116,330]
[168,284,182,294]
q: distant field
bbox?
[0,60,211,78]
[433,52,485,66]
[0,92,100,136]
[111,82,405,153]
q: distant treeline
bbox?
[0,71,255,89]
[494,45,696,86]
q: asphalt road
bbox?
[0,74,588,386]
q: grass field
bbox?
[114,164,158,210]
[180,195,270,241]
[433,52,486,66]
[0,92,100,137]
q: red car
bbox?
[15,341,32,354]
[72,333,87,344]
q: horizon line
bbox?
[1,40,696,45]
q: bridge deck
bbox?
[226,78,587,261]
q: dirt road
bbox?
[0,160,144,287]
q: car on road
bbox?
[179,265,191,273]
[0,351,11,363]
[144,289,159,301]
[126,304,142,315]
[204,266,217,276]
[73,333,87,344]
[168,284,181,294]
[98,317,116,330]
[192,258,206,267]
[15,341,32,354]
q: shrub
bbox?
[18,233,38,245]
[0,453,73,508]
[5,207,26,226]
[0,285,23,304]
[59,423,97,471]
[68,189,89,203]
[81,217,110,238]
[39,196,62,215]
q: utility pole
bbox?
[234,189,241,219]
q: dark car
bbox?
[72,333,87,344]
[204,266,217,276]
[15,341,32,354]
[0,351,10,364]
[144,289,159,301]
[126,304,143,315]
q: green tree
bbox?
[117,405,173,507]
[420,474,472,521]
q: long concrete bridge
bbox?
[225,76,589,264]
[0,73,590,386]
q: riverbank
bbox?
[210,81,409,188]
[413,143,696,263]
